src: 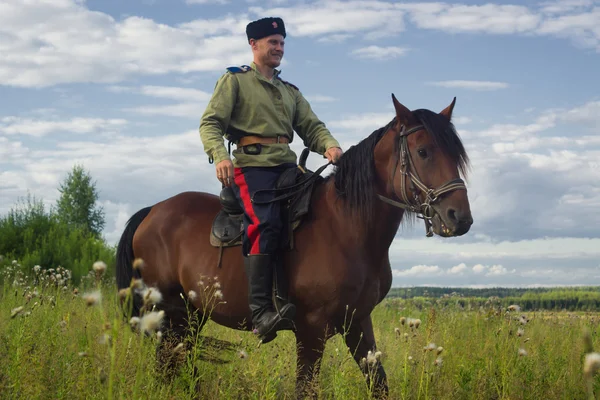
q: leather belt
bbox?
[237,135,289,147]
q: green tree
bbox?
[56,164,105,238]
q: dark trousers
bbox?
[232,163,295,256]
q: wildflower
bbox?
[434,357,443,366]
[129,317,140,329]
[437,346,444,355]
[33,265,41,273]
[131,279,144,290]
[82,290,102,307]
[400,317,406,325]
[519,315,528,325]
[394,327,400,336]
[518,348,527,357]
[188,290,197,301]
[424,343,436,352]
[11,306,24,318]
[142,287,163,306]
[173,343,185,353]
[214,290,223,300]
[213,281,221,289]
[404,333,409,341]
[118,288,131,300]
[238,350,248,359]
[93,261,107,275]
[584,353,600,378]
[508,305,521,312]
[133,258,145,270]
[140,310,165,334]
[78,351,87,357]
[517,328,524,337]
[413,319,421,329]
[98,333,111,345]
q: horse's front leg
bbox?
[342,315,389,398]
[294,324,329,399]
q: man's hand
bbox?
[324,147,343,164]
[216,159,234,187]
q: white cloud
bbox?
[448,263,468,274]
[109,85,213,118]
[392,265,442,277]
[0,117,127,137]
[427,80,509,91]
[305,95,337,103]
[350,46,409,60]
[390,237,600,260]
[472,264,486,274]
[186,0,228,4]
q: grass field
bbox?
[2,262,600,400]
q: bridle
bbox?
[377,123,467,237]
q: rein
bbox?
[251,161,332,205]
[377,124,467,237]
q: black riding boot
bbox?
[244,254,296,344]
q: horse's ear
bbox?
[392,93,411,123]
[440,97,456,120]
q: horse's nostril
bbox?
[447,208,458,223]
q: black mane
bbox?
[329,109,469,220]
[329,118,396,221]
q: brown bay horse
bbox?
[115,95,473,398]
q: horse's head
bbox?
[376,94,473,237]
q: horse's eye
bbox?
[417,148,428,159]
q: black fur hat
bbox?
[246,17,286,42]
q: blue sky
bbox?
[1,0,599,287]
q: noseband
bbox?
[377,124,467,237]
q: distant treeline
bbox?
[0,165,115,284]
[387,286,600,312]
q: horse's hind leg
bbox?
[342,315,389,398]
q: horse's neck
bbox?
[322,180,404,258]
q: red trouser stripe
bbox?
[234,168,261,255]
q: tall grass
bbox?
[1,260,600,399]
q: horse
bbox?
[115,94,473,398]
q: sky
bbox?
[1,0,599,288]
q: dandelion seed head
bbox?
[518,348,528,357]
[517,328,524,337]
[434,356,443,366]
[129,316,140,329]
[400,317,406,325]
[10,306,24,318]
[508,304,521,312]
[140,310,165,334]
[214,289,223,300]
[584,353,600,377]
[82,290,102,307]
[118,288,131,300]
[394,327,400,335]
[132,258,145,270]
[173,343,185,353]
[93,261,107,274]
[142,287,163,305]
[437,346,444,355]
[188,290,197,301]
[238,350,248,359]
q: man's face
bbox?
[251,34,284,68]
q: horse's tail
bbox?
[116,206,153,317]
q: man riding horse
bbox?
[199,17,343,344]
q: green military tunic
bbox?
[199,61,341,168]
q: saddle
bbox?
[210,148,323,250]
